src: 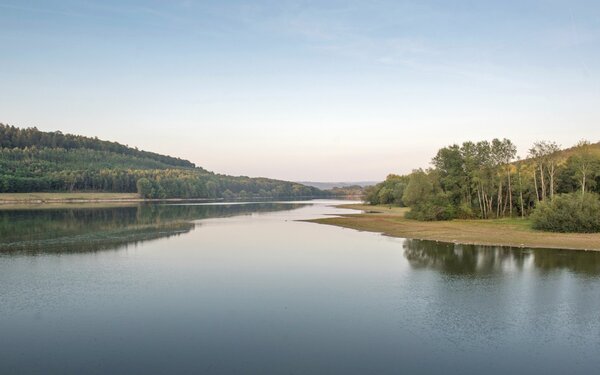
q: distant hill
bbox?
[0,124,195,169]
[0,123,327,199]
[550,141,600,159]
[298,181,380,190]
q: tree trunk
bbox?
[477,186,484,219]
[497,180,502,218]
[518,169,524,218]
[482,188,490,219]
[504,167,512,217]
[480,185,486,219]
[549,164,555,200]
[533,170,540,202]
[539,164,546,200]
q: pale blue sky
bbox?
[1,0,599,181]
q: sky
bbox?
[1,0,600,181]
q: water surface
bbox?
[1,200,600,374]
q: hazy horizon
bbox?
[2,0,600,181]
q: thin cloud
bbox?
[0,2,84,17]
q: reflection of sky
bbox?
[2,1,600,180]
[2,201,600,373]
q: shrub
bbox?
[136,178,154,198]
[405,193,455,221]
[531,193,600,233]
[455,203,476,219]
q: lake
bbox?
[1,200,600,374]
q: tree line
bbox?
[0,124,328,199]
[1,123,194,168]
[365,139,600,227]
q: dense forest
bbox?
[365,138,600,231]
[0,124,327,199]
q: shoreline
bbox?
[0,193,223,206]
[0,192,339,208]
[0,198,221,204]
[306,203,600,252]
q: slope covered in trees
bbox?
[365,138,600,230]
[0,124,194,168]
[0,124,326,199]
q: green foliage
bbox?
[432,144,465,205]
[364,174,409,206]
[405,192,455,221]
[455,203,475,219]
[366,138,600,222]
[0,124,327,199]
[399,170,455,221]
[402,170,432,207]
[377,187,394,204]
[364,185,380,205]
[531,193,600,233]
[136,178,154,198]
[327,185,364,197]
[0,123,194,167]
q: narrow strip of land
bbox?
[307,204,600,251]
[0,192,140,203]
[0,192,222,206]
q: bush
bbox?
[455,203,476,219]
[363,185,380,205]
[531,193,600,233]
[405,193,455,221]
[136,178,154,198]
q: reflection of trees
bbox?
[403,238,600,276]
[403,239,514,276]
[532,249,600,275]
[0,203,304,254]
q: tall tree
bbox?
[491,139,506,217]
[543,141,561,200]
[516,157,525,218]
[474,140,494,218]
[497,139,517,216]
[572,140,596,199]
[402,170,433,207]
[528,141,548,201]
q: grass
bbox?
[307,204,600,251]
[0,192,140,203]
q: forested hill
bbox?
[1,124,194,168]
[0,124,326,199]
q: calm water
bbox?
[1,200,600,374]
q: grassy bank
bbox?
[307,204,600,251]
[0,192,140,204]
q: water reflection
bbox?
[2,202,600,374]
[0,202,305,254]
[403,238,600,276]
